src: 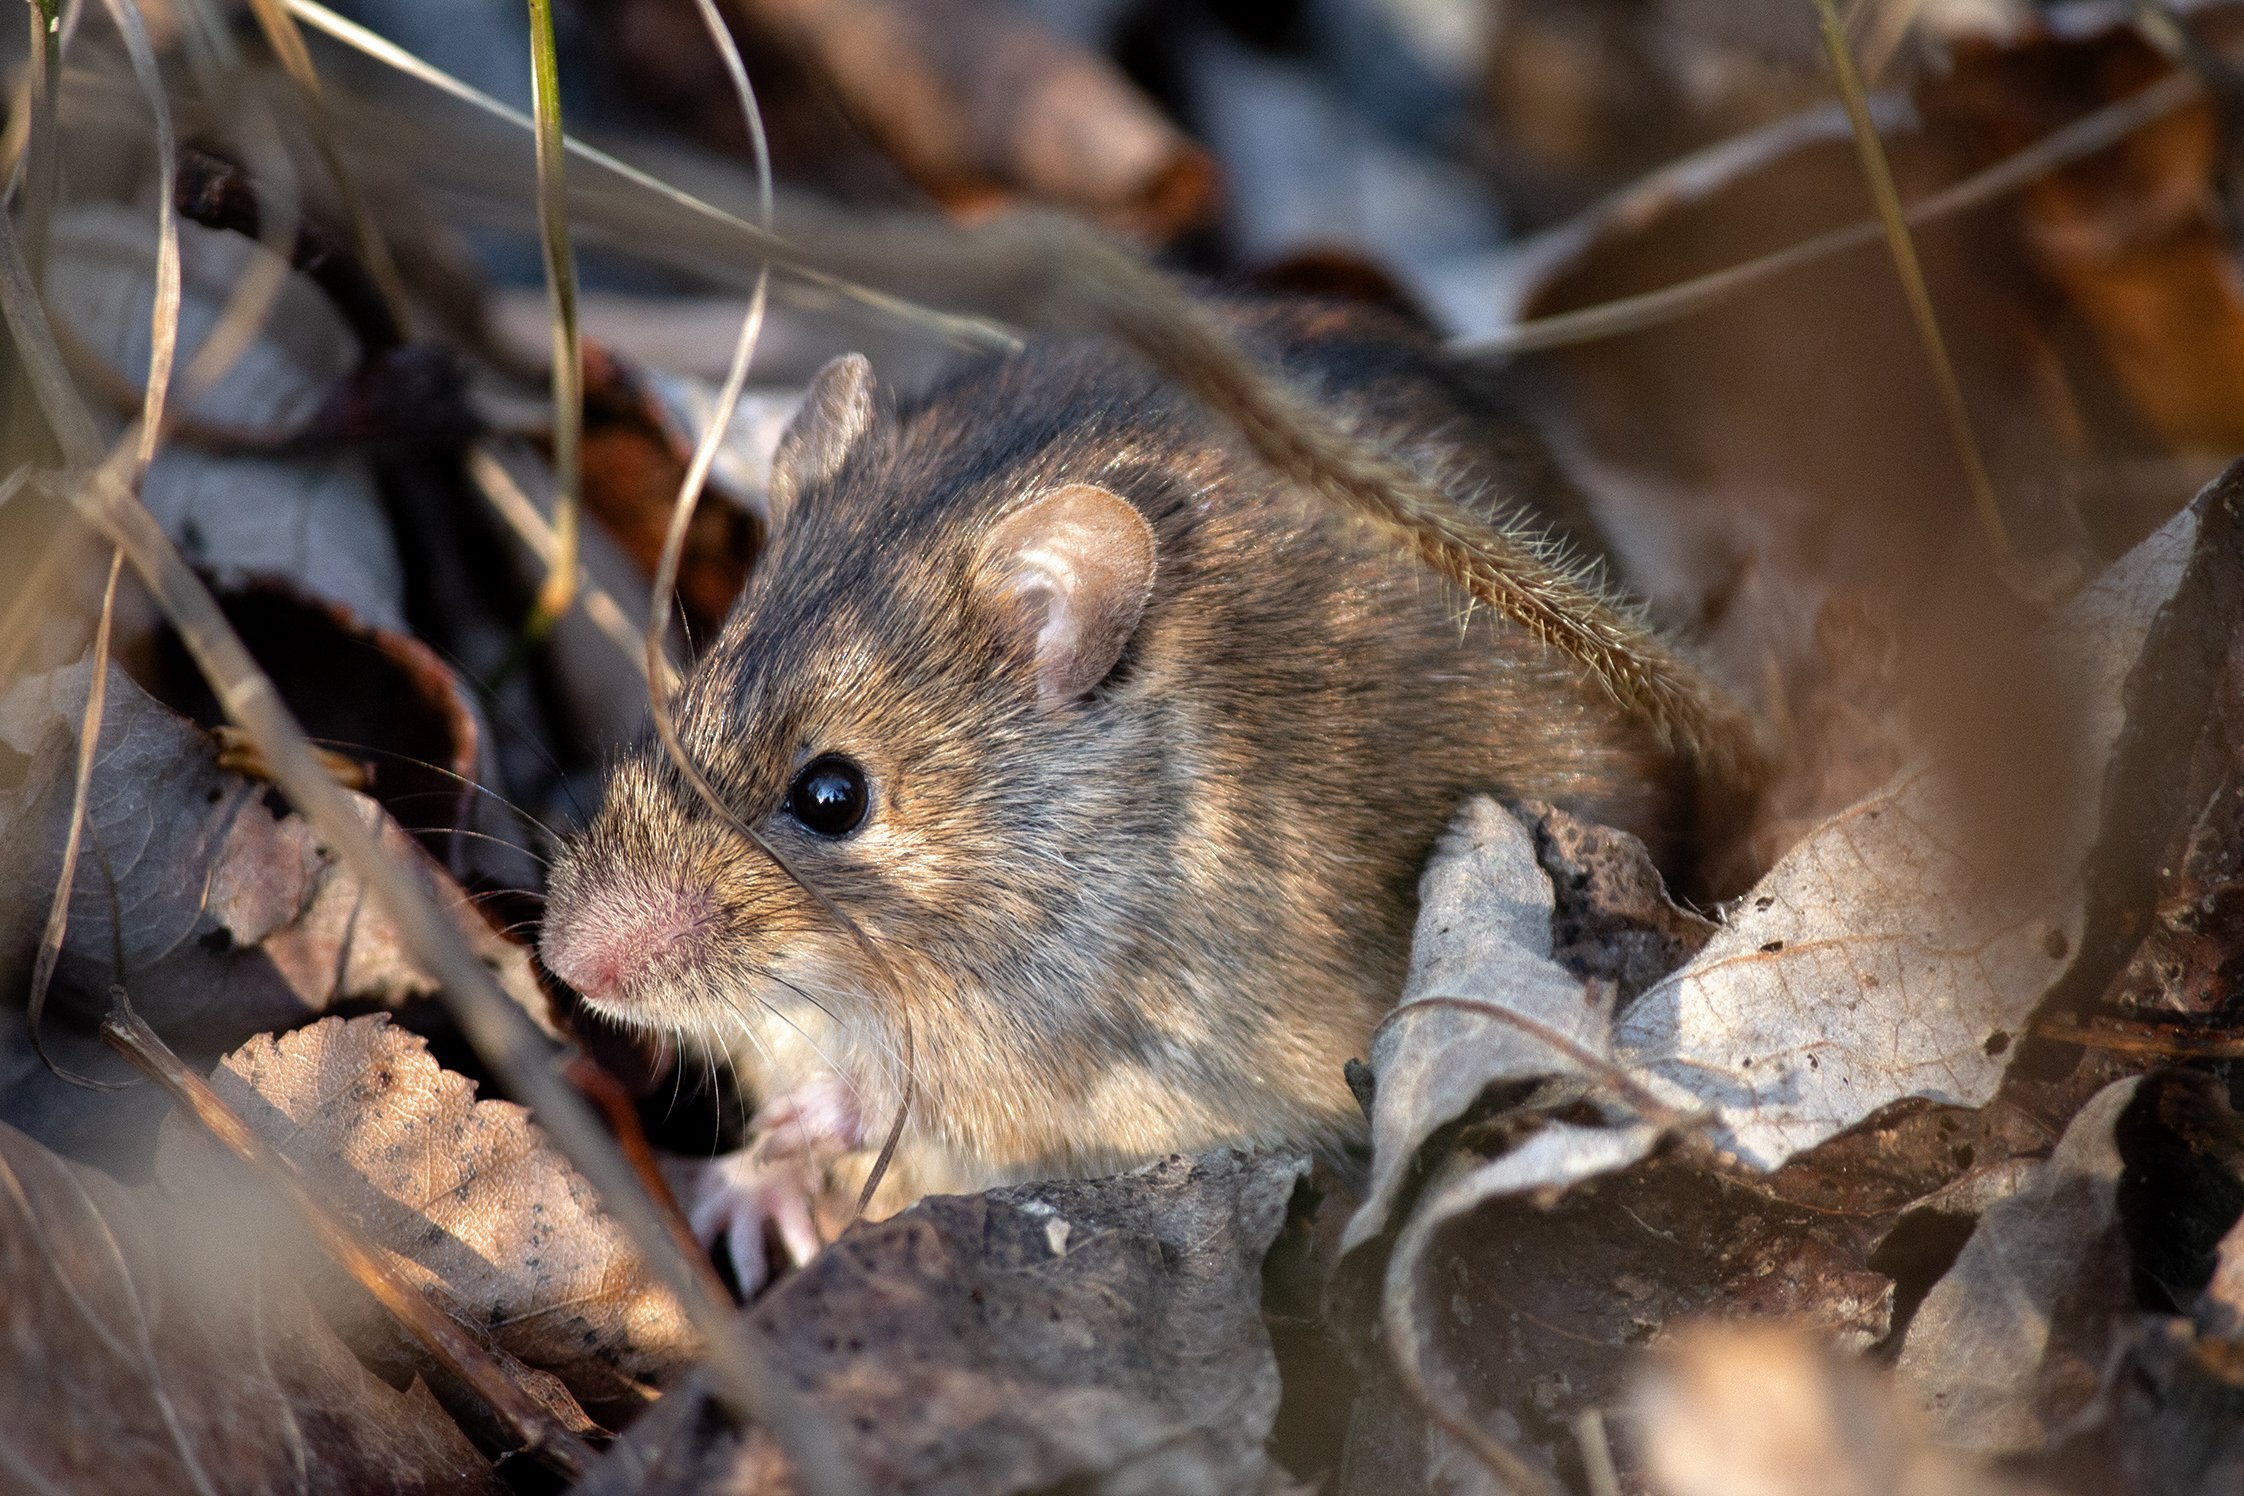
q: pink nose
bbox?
[540,883,716,1004]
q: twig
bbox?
[2035,1016,2244,1060]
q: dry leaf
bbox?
[1894,1077,2141,1452]
[1613,486,2201,1170]
[156,1014,697,1419]
[0,658,547,1172]
[585,1149,1307,1495]
[0,1118,500,1494]
[45,204,405,633]
[1333,478,2221,1489]
[1343,796,1669,1258]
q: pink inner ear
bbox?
[975,485,1157,704]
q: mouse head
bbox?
[540,352,1168,1090]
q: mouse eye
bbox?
[785,755,869,837]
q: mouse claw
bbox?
[674,1150,825,1298]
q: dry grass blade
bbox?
[523,0,583,642]
[14,0,64,285]
[240,0,412,333]
[94,0,181,473]
[1812,0,2008,561]
[1575,1407,1623,1496]
[0,211,864,1496]
[1465,68,2204,358]
[0,465,77,684]
[100,1008,594,1479]
[279,0,1020,353]
[468,444,672,690]
[641,0,919,1221]
[0,172,99,466]
[25,547,127,1089]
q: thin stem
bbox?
[1812,0,2009,561]
[522,0,582,642]
[20,0,60,285]
[26,547,130,1091]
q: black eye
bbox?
[785,755,869,837]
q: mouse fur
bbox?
[541,298,1681,1203]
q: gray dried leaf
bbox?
[1613,498,2199,1169]
[155,1015,696,1419]
[0,658,547,1170]
[1894,1077,2141,1453]
[0,1118,500,1494]
[1345,797,1658,1256]
[46,204,405,632]
[584,1150,1308,1496]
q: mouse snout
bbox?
[540,879,718,1007]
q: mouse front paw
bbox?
[668,1150,824,1297]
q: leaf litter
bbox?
[0,654,548,1173]
[13,4,2244,1494]
[1331,465,2244,1491]
[154,1014,696,1422]
[0,1115,503,1494]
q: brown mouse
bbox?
[539,298,1685,1287]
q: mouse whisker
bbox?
[306,738,565,844]
[394,825,553,869]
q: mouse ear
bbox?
[766,353,877,531]
[974,484,1158,706]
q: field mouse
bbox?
[540,298,1686,1288]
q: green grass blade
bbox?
[522,0,581,641]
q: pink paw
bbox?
[667,1077,866,1295]
[674,1150,824,1297]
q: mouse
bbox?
[539,296,1691,1290]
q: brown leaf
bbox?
[156,1014,697,1420]
[725,0,1216,240]
[45,204,406,631]
[0,1118,501,1494]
